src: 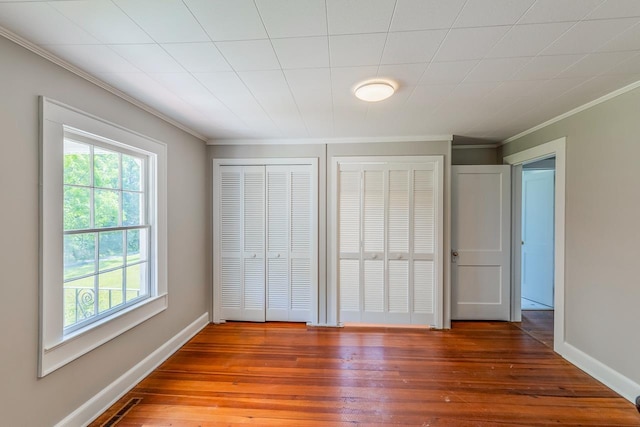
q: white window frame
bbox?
[39,97,168,377]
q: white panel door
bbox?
[219,166,266,322]
[266,165,314,322]
[451,165,511,320]
[337,158,442,326]
[521,169,555,307]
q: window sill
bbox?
[39,293,167,377]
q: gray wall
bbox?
[452,147,498,165]
[500,87,640,387]
[209,140,452,327]
[0,36,209,425]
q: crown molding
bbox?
[207,135,453,145]
[501,79,640,146]
[0,26,207,142]
[451,144,497,150]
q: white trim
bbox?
[212,158,320,325]
[451,144,497,150]
[207,135,453,146]
[0,26,206,142]
[329,155,445,328]
[54,313,209,427]
[211,157,318,166]
[504,137,566,355]
[501,80,640,146]
[562,342,640,404]
[40,97,169,376]
[510,164,523,322]
[44,97,170,149]
[42,295,168,376]
[443,140,452,329]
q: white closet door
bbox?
[219,166,266,322]
[411,166,437,325]
[219,167,243,320]
[362,167,386,322]
[265,165,314,322]
[338,165,362,322]
[266,167,289,320]
[289,166,313,321]
[385,167,410,324]
[337,159,441,326]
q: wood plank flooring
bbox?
[91,321,640,426]
[515,310,554,348]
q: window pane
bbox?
[123,191,143,226]
[64,276,95,327]
[98,269,124,313]
[64,186,91,230]
[94,147,120,189]
[122,154,142,191]
[94,189,120,227]
[64,233,96,280]
[127,229,148,263]
[126,263,148,302]
[64,140,90,186]
[99,231,124,271]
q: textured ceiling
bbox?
[1,0,640,142]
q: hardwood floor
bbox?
[515,310,554,348]
[91,321,640,426]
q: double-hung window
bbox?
[40,97,167,377]
[63,134,150,332]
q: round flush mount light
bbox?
[354,80,396,102]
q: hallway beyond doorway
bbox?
[521,297,553,310]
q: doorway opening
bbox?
[521,157,555,312]
[516,156,556,348]
[504,137,566,355]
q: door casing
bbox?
[504,137,566,354]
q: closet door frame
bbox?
[212,158,319,325]
[329,156,444,328]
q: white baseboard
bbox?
[55,312,210,427]
[560,341,640,403]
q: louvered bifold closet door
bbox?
[338,164,362,322]
[265,165,313,322]
[219,166,243,320]
[412,165,437,325]
[361,166,386,323]
[219,166,266,322]
[289,166,313,321]
[386,166,411,324]
[338,159,441,326]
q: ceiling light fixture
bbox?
[354,80,396,102]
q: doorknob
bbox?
[452,251,459,257]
